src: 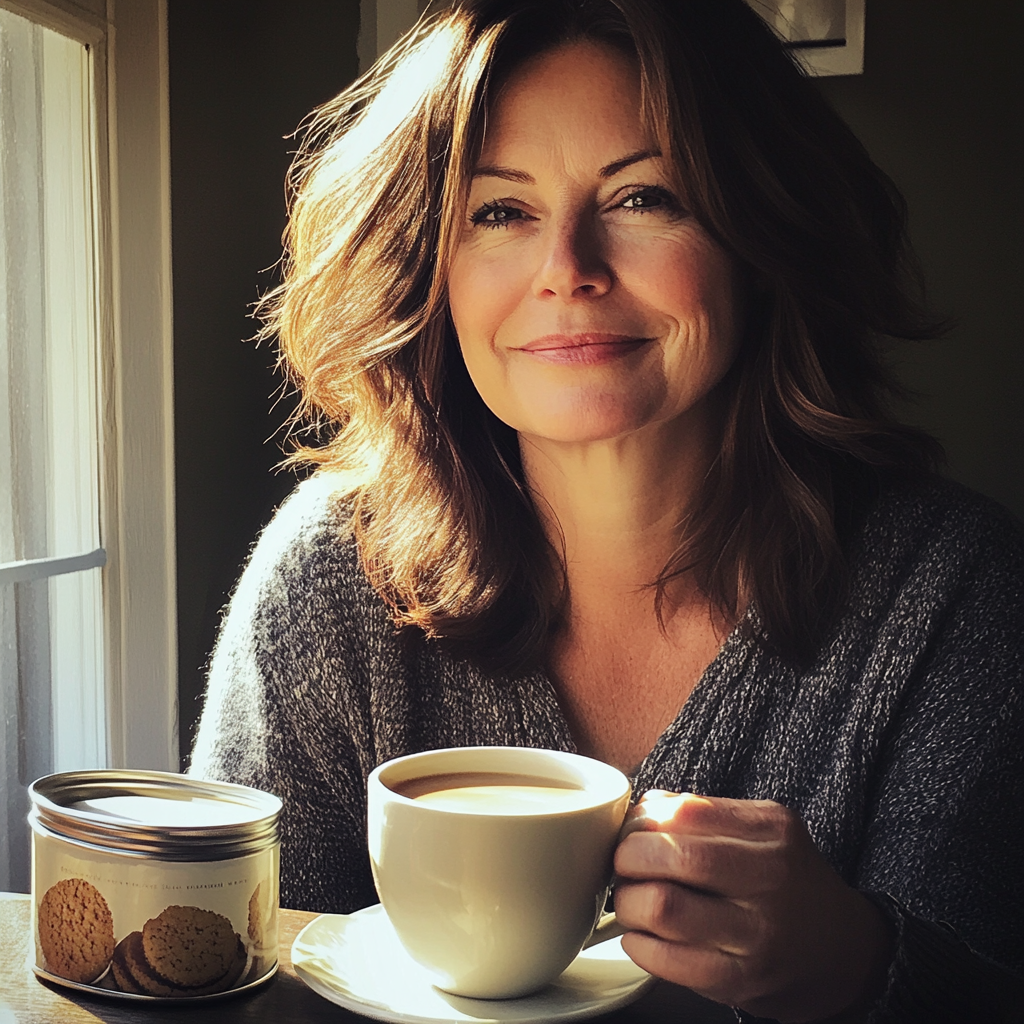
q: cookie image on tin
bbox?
[109,934,146,995]
[245,880,277,984]
[37,877,115,983]
[141,906,241,990]
[111,928,246,997]
[247,882,264,948]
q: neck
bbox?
[520,406,720,603]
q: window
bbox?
[0,0,176,893]
[0,2,105,890]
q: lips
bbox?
[513,333,652,365]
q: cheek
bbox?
[638,239,742,381]
[447,245,524,349]
[446,253,478,341]
[447,249,519,422]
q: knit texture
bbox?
[190,473,1024,1020]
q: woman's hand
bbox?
[613,792,894,1023]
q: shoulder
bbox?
[190,473,389,777]
[879,474,1018,528]
[840,477,1023,736]
[208,472,396,691]
[242,471,359,583]
[835,477,1023,718]
[227,472,368,623]
[864,475,1021,550]
[852,476,1023,606]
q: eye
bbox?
[616,186,682,215]
[470,201,528,229]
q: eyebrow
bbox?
[471,149,660,184]
[471,165,534,184]
[599,149,659,179]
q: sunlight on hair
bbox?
[290,18,464,284]
[322,23,459,178]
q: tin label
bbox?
[32,829,279,997]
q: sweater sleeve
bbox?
[860,893,1023,1024]
[852,500,1024,1022]
[189,476,380,914]
[735,500,1023,1023]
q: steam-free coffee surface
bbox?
[392,772,595,814]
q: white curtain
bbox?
[0,8,103,893]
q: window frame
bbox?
[0,0,177,772]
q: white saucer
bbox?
[292,904,655,1024]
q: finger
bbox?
[615,829,786,899]
[613,879,755,953]
[620,929,747,1005]
[634,792,796,842]
[629,792,700,833]
[620,807,660,840]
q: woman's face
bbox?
[448,40,743,449]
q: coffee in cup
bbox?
[367,746,631,999]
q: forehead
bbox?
[477,39,649,168]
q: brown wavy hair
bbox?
[260,0,943,671]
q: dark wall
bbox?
[170,0,360,765]
[816,0,1023,518]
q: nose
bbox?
[531,212,612,300]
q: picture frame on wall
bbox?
[745,0,866,76]
[360,1,867,78]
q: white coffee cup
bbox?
[367,746,632,999]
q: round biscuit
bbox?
[110,934,145,994]
[121,929,180,997]
[142,905,238,988]
[124,928,246,997]
[193,937,247,995]
[37,878,114,983]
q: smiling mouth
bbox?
[514,333,653,364]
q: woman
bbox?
[190,0,1023,1020]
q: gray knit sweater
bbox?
[191,473,1024,1021]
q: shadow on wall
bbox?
[816,0,1023,521]
[170,0,359,767]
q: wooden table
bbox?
[0,893,734,1023]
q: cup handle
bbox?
[583,804,645,950]
[583,911,627,949]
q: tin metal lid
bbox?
[29,770,282,861]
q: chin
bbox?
[511,394,657,446]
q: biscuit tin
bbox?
[29,770,281,1002]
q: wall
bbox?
[816,0,1022,519]
[169,0,360,764]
